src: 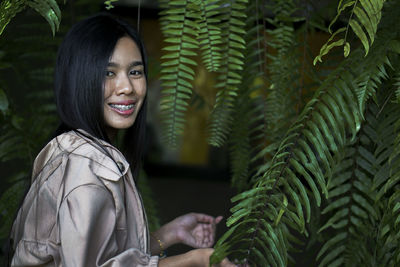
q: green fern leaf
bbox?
[26,0,61,36]
[208,0,248,147]
[317,91,400,266]
[159,0,200,147]
[394,70,400,104]
[354,52,391,116]
[314,0,386,63]
[313,28,346,65]
[104,0,118,10]
[197,1,223,72]
[228,0,270,191]
[0,0,26,36]
[264,0,301,146]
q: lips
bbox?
[108,101,135,115]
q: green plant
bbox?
[0,3,62,246]
[158,0,400,265]
[0,0,62,36]
[2,0,400,265]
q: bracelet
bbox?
[151,234,165,258]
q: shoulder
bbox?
[34,130,130,186]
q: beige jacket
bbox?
[10,130,159,266]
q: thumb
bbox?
[215,216,223,225]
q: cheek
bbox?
[139,87,147,99]
[138,81,147,98]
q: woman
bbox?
[9,14,235,267]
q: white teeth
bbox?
[109,104,134,111]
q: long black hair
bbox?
[53,13,148,178]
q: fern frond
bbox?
[354,49,392,116]
[389,117,400,195]
[27,0,61,36]
[158,0,171,32]
[211,12,400,260]
[233,0,304,192]
[159,0,200,147]
[314,0,386,64]
[318,89,400,266]
[0,0,25,36]
[385,98,400,262]
[104,0,119,10]
[212,51,363,265]
[0,0,62,37]
[367,96,400,265]
[228,0,268,191]
[229,106,251,190]
[377,182,400,265]
[211,187,289,266]
[208,0,248,147]
[394,68,400,103]
[317,113,376,266]
[264,0,301,142]
[197,0,223,72]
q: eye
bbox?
[129,69,143,77]
[105,70,115,77]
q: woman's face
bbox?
[103,36,146,136]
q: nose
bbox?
[115,74,133,95]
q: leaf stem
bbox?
[344,0,359,43]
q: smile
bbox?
[109,103,135,115]
[109,104,134,111]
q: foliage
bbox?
[227,0,266,191]
[156,0,400,266]
[0,0,62,36]
[104,0,119,10]
[207,0,247,147]
[317,92,399,266]
[2,0,400,266]
[314,0,386,64]
[158,0,247,147]
[158,0,201,147]
[0,10,60,244]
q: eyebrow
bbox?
[107,61,144,68]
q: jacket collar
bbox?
[61,129,130,181]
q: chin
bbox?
[112,122,135,130]
[106,117,136,130]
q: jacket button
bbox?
[117,161,125,173]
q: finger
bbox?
[219,258,237,267]
[193,227,211,248]
[215,216,223,224]
[194,213,215,223]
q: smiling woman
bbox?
[103,37,147,139]
[7,14,237,267]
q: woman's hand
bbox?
[151,213,223,254]
[173,213,223,248]
[159,248,237,267]
[193,248,237,267]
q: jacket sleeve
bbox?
[58,184,159,267]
